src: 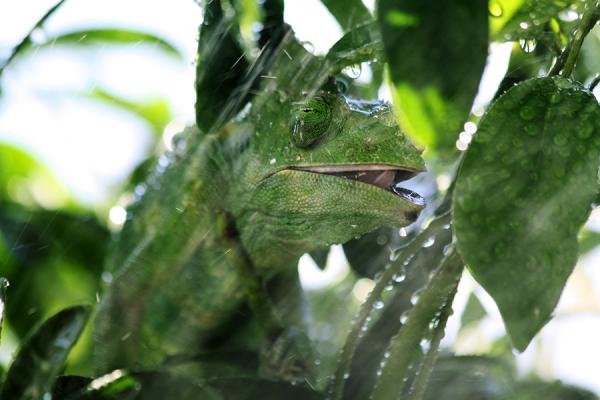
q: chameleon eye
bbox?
[290,96,332,148]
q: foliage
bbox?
[1,0,600,399]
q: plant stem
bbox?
[406,279,457,400]
[0,0,67,77]
[549,0,600,77]
[370,249,463,400]
[326,211,452,400]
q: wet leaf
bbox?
[320,0,372,31]
[492,0,583,41]
[0,305,91,400]
[342,227,401,279]
[195,0,251,132]
[378,0,488,158]
[210,378,324,399]
[454,77,600,351]
[41,28,183,59]
[325,22,383,71]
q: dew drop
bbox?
[400,311,410,324]
[519,39,537,53]
[374,300,385,310]
[422,237,435,248]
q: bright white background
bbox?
[1,0,600,394]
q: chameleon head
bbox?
[234,91,425,269]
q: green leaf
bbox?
[0,277,8,341]
[378,0,488,157]
[460,293,487,328]
[0,305,91,400]
[342,227,401,278]
[579,228,600,255]
[41,28,183,59]
[195,0,251,132]
[325,22,383,71]
[210,378,324,399]
[492,0,583,41]
[320,0,372,31]
[85,88,172,136]
[454,77,600,351]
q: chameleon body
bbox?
[94,33,425,374]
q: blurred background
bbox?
[1,0,600,395]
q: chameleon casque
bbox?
[94,29,425,379]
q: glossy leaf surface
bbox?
[1,305,91,400]
[378,0,488,157]
[454,77,600,351]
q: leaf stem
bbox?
[0,0,67,77]
[406,279,457,400]
[370,249,463,400]
[549,0,600,77]
[326,211,453,400]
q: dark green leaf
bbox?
[454,77,600,351]
[210,378,324,399]
[424,355,515,400]
[195,0,251,132]
[258,0,286,49]
[0,305,91,400]
[378,0,488,157]
[342,227,401,278]
[325,22,383,71]
[309,247,329,269]
[320,0,372,31]
[41,29,183,59]
[343,226,452,400]
[513,380,599,400]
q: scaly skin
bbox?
[94,32,425,375]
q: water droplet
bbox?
[422,237,435,248]
[398,227,407,237]
[393,270,406,283]
[344,372,350,379]
[374,300,385,310]
[400,311,410,324]
[410,288,424,305]
[519,21,529,30]
[342,64,362,79]
[519,105,536,122]
[553,134,568,146]
[519,39,537,53]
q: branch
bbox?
[0,0,67,76]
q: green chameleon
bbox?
[94,32,425,379]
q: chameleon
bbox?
[93,31,425,379]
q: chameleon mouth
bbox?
[290,165,425,207]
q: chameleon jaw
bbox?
[288,164,425,207]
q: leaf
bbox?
[579,228,600,255]
[325,22,383,71]
[195,0,251,132]
[0,305,91,400]
[460,293,487,328]
[85,88,172,136]
[0,278,8,341]
[378,0,488,157]
[41,28,183,59]
[454,77,600,351]
[210,378,324,399]
[342,227,401,278]
[492,0,583,41]
[343,226,453,400]
[320,0,372,31]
